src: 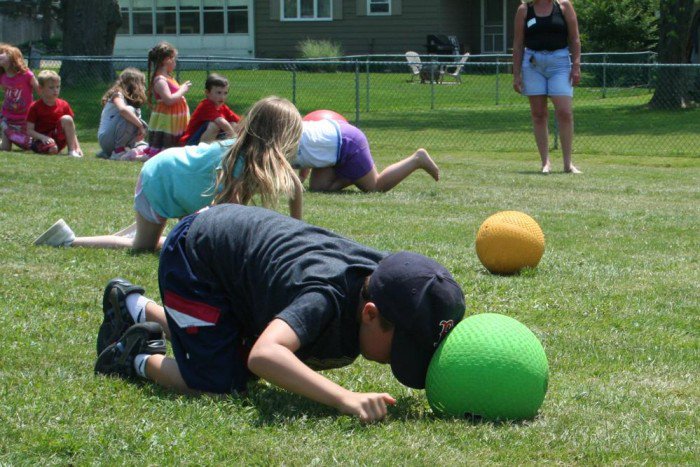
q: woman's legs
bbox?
[550,95,580,173]
[71,212,166,250]
[528,95,551,173]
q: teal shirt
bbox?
[140,139,236,219]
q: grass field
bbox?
[0,118,698,464]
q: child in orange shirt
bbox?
[26,70,82,157]
[179,73,240,146]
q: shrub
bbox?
[296,38,343,72]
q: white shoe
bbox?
[68,150,83,158]
[34,219,76,247]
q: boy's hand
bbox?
[338,392,396,423]
[41,135,54,144]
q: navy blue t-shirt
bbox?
[184,204,387,369]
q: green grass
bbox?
[46,67,700,157]
[0,127,698,463]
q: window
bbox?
[368,0,389,15]
[203,0,224,34]
[132,0,153,35]
[155,0,177,34]
[179,0,200,34]
[116,0,250,36]
[481,0,505,52]
[282,0,332,20]
[227,6,249,33]
[118,4,131,34]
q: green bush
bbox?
[296,39,343,72]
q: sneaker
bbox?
[97,278,146,355]
[33,219,76,247]
[68,149,83,158]
[94,322,166,379]
[95,150,109,159]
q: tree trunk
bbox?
[648,0,694,109]
[40,0,53,44]
[59,0,121,87]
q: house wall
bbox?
[255,0,478,58]
[0,15,43,45]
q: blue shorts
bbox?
[336,122,375,181]
[185,122,227,146]
[159,212,251,393]
[522,47,573,97]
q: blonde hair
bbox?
[37,69,60,86]
[102,67,147,107]
[0,43,28,77]
[214,96,303,209]
[147,41,177,106]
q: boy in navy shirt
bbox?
[95,204,465,423]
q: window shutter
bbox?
[333,0,343,19]
[392,0,401,15]
[356,0,367,16]
[270,0,280,20]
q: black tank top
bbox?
[524,1,569,51]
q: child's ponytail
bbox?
[146,41,176,107]
[215,96,303,209]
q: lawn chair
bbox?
[440,52,470,84]
[405,51,422,82]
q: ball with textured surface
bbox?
[475,211,544,274]
[303,109,348,122]
[426,313,548,421]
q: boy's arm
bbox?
[248,319,396,423]
[26,121,51,143]
[213,116,236,138]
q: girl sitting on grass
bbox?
[34,96,303,251]
[97,68,149,160]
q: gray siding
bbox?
[254,0,519,57]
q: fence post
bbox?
[292,66,297,106]
[602,54,607,99]
[205,56,210,80]
[365,57,370,113]
[495,57,500,106]
[430,60,435,110]
[355,60,360,123]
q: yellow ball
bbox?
[475,211,545,274]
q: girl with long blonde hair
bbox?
[35,96,304,251]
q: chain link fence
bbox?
[28,54,700,157]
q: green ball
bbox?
[426,313,549,421]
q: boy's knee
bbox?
[60,115,75,128]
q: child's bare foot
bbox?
[564,165,582,174]
[541,163,551,174]
[414,148,440,181]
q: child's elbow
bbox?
[246,345,272,375]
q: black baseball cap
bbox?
[368,251,465,389]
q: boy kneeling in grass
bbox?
[178,73,240,146]
[26,70,82,157]
[95,204,465,423]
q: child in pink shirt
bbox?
[0,43,39,150]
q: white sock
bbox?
[133,354,151,379]
[125,294,153,323]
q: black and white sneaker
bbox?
[94,322,166,379]
[96,278,146,356]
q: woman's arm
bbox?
[561,0,581,86]
[512,3,528,93]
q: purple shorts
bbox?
[336,122,375,181]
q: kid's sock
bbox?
[125,294,153,323]
[133,354,151,379]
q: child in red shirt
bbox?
[26,70,82,157]
[179,73,240,146]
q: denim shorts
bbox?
[522,47,573,97]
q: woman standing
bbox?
[512,0,582,174]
